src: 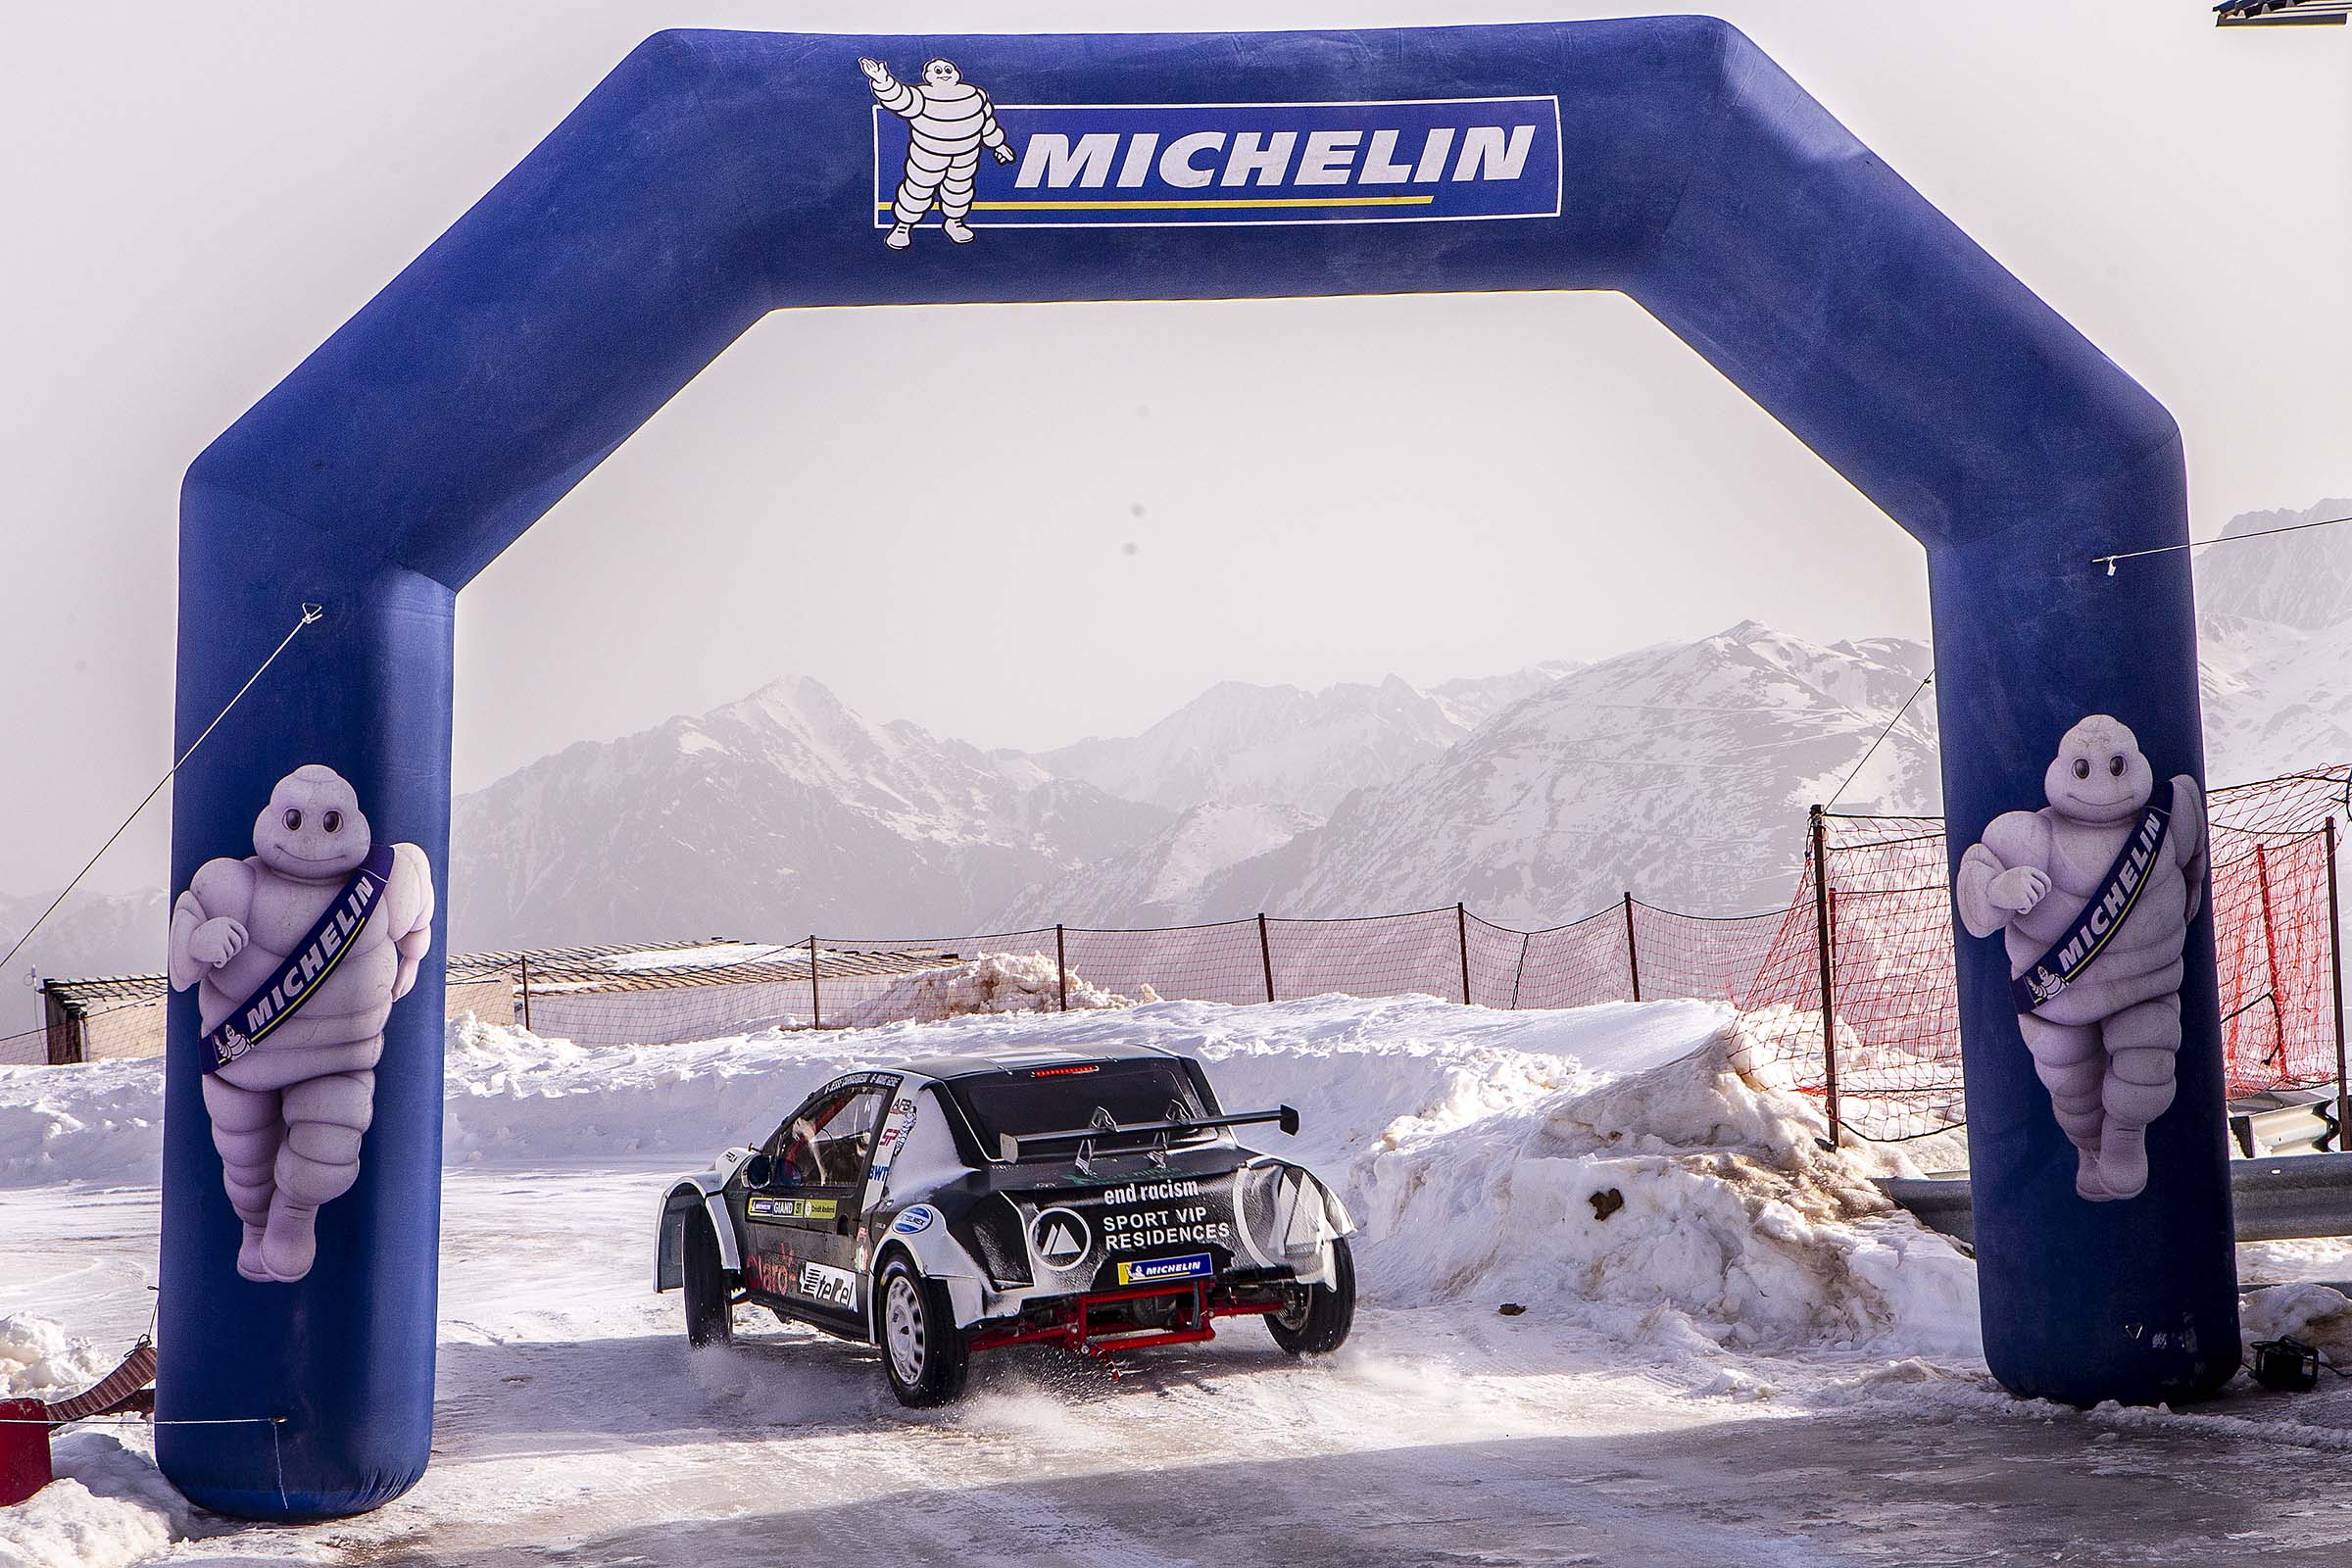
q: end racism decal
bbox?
[870,75,1562,239]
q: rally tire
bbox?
[681,1209,734,1349]
[1267,1236,1355,1356]
[879,1257,968,1407]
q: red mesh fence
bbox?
[1267,907,1467,1004]
[24,769,2345,1148]
[1507,906,1635,1010]
[1736,768,2352,1138]
[1062,921,1269,1005]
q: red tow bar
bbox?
[965,1280,1282,1362]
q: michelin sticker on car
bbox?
[866,58,1562,247]
[1117,1253,1213,1286]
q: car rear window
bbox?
[953,1060,1207,1153]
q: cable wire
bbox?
[1826,671,1934,812]
[0,605,322,980]
[2094,513,2352,574]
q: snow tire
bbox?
[1267,1235,1355,1356]
[681,1208,734,1349]
[879,1257,969,1407]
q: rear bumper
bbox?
[965,1279,1285,1358]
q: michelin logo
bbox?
[1117,1253,1213,1286]
[873,90,1562,237]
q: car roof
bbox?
[891,1039,1184,1085]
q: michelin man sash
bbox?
[2011,782,2176,1012]
[200,845,396,1072]
[874,95,1563,230]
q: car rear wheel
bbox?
[681,1209,733,1349]
[1267,1236,1355,1356]
[879,1258,968,1407]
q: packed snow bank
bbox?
[1344,1024,1982,1358]
[2242,1283,2352,1366]
[0,1065,163,1188]
[0,1427,191,1568]
[836,953,1155,1026]
[0,1314,113,1401]
[0,994,1724,1182]
[0,1316,192,1568]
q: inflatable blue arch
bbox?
[163,19,2233,1519]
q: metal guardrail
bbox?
[1883,1152,2352,1247]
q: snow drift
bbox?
[837,953,1155,1025]
[1344,1025,1981,1356]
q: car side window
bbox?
[763,1087,887,1186]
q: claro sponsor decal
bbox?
[873,93,1563,235]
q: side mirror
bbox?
[744,1152,774,1189]
[1278,1104,1300,1136]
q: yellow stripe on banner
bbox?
[874,195,1439,212]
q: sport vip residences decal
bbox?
[865,61,1562,248]
[1101,1178,1234,1254]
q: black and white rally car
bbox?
[652,1042,1357,1405]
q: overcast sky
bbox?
[0,1,2345,897]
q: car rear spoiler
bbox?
[994,1104,1300,1164]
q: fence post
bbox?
[1810,804,1842,1147]
[1456,903,1472,1005]
[2253,843,2286,1050]
[1055,924,1069,1012]
[1622,892,1642,1003]
[1257,913,1276,1004]
[517,956,532,1033]
[2328,816,2348,1149]
[808,935,821,1029]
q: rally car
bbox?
[652,1042,1357,1405]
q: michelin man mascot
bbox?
[1955,716,2208,1202]
[860,56,1016,250]
[169,765,435,1283]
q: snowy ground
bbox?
[5,995,2352,1567]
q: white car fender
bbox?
[872,1201,990,1328]
[653,1149,752,1289]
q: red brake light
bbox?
[1029,1064,1100,1078]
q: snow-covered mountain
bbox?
[0,888,167,1036]
[16,501,2349,976]
[448,677,1169,950]
[996,801,1322,928]
[2195,497,2352,632]
[1032,664,1575,817]
[1178,623,1938,925]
